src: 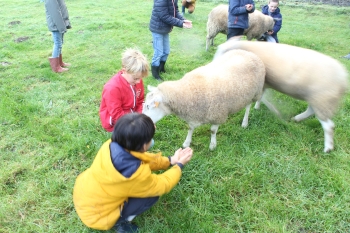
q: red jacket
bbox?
[99,71,144,132]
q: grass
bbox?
[1,0,350,232]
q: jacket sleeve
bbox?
[129,165,182,197]
[229,0,248,15]
[175,0,185,20]
[102,86,129,126]
[154,0,183,28]
[273,13,282,33]
[144,152,171,171]
[135,81,144,113]
[45,0,67,33]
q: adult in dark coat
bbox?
[227,0,255,41]
[149,0,192,81]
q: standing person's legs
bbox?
[49,31,67,72]
[227,28,244,41]
[52,31,63,58]
[151,32,165,80]
[159,34,169,73]
[160,33,170,63]
[59,33,71,67]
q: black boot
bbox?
[159,60,166,73]
[114,220,138,233]
[151,66,163,81]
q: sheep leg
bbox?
[242,104,252,128]
[254,100,261,110]
[261,97,281,116]
[183,123,198,148]
[254,93,281,116]
[292,106,315,122]
[206,37,214,51]
[206,37,209,51]
[318,118,335,153]
[209,124,219,151]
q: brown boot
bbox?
[59,54,71,67]
[49,57,68,73]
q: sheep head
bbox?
[143,85,168,123]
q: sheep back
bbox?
[244,10,274,40]
[206,4,228,43]
[216,41,349,120]
[157,49,265,124]
[206,5,274,50]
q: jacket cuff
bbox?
[175,163,184,170]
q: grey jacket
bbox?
[45,0,71,33]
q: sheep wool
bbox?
[206,4,274,51]
[143,49,265,150]
[215,40,349,152]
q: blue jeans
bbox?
[51,31,64,58]
[151,32,170,66]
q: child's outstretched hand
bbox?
[171,147,193,165]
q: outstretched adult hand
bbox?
[183,20,192,29]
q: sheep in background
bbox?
[206,4,274,51]
[143,49,265,151]
[214,40,349,153]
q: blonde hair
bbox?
[121,48,149,77]
[269,0,279,4]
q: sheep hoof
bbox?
[209,143,216,151]
[324,145,334,153]
[241,122,248,128]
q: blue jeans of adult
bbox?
[151,32,170,67]
[51,31,64,58]
[115,196,159,224]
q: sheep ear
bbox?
[147,85,157,92]
[145,92,162,109]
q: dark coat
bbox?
[228,0,255,29]
[261,5,282,42]
[149,0,185,34]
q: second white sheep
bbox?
[206,4,275,51]
[143,49,265,150]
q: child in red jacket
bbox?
[99,48,149,132]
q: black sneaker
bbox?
[114,221,139,233]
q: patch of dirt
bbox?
[14,37,29,43]
[9,21,21,25]
[1,62,11,66]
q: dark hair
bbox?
[111,113,155,151]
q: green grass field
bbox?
[1,0,349,232]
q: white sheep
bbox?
[206,4,275,51]
[143,49,265,150]
[214,40,349,153]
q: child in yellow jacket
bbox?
[73,113,193,233]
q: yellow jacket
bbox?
[73,140,182,230]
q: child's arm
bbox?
[272,13,282,34]
[103,88,129,125]
[135,81,144,113]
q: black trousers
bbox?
[118,196,159,222]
